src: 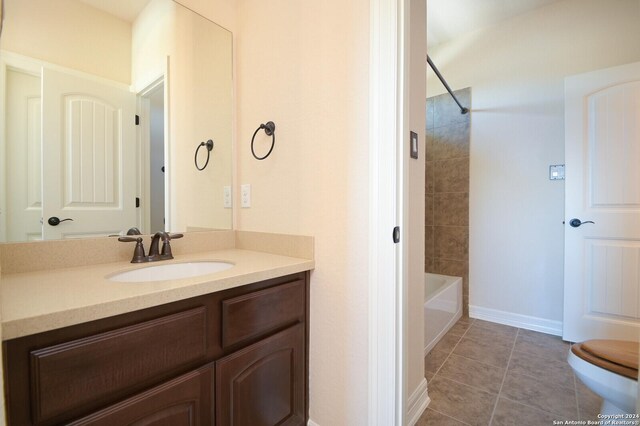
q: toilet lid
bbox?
[571,340,638,380]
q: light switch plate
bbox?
[223,186,232,208]
[549,164,565,180]
[410,131,418,159]
[241,184,251,208]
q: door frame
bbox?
[368,0,409,424]
[136,61,169,234]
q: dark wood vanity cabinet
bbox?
[216,324,305,426]
[3,271,310,426]
[69,364,215,426]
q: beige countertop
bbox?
[0,248,314,340]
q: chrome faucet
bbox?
[118,232,184,263]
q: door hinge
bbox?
[392,226,400,243]
[135,115,140,125]
[135,197,140,208]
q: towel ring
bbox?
[195,139,214,171]
[251,121,276,160]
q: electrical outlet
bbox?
[241,184,251,208]
[223,186,232,208]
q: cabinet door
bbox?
[68,364,214,426]
[216,324,304,426]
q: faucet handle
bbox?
[160,233,183,257]
[118,237,146,263]
[118,236,141,243]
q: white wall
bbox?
[427,0,640,328]
[0,0,131,83]
[235,0,370,423]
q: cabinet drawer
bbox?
[221,280,305,348]
[69,363,214,426]
[29,307,207,424]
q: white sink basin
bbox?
[108,261,234,283]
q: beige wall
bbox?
[176,0,237,33]
[0,0,131,84]
[0,266,3,426]
[427,0,640,326]
[408,0,427,406]
[132,0,175,93]
[235,0,371,423]
[172,3,233,231]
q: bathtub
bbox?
[424,273,463,355]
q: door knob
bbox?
[48,217,74,226]
[569,218,595,228]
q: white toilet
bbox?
[568,339,638,415]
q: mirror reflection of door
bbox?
[1,58,171,242]
[147,83,165,233]
[5,67,42,241]
[2,60,144,242]
[42,68,137,240]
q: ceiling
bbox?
[78,0,562,41]
[77,0,152,22]
[427,0,564,49]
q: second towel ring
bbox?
[251,121,276,160]
[195,139,214,171]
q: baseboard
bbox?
[407,378,431,426]
[469,305,563,336]
[307,381,431,426]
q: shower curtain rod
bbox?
[427,55,469,115]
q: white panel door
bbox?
[5,69,42,241]
[564,61,640,343]
[42,68,137,239]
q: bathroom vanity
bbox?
[0,232,314,426]
[4,272,308,425]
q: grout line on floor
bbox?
[448,352,510,371]
[427,407,473,426]
[424,318,598,425]
[434,375,499,397]
[488,327,519,425]
[499,368,576,395]
[431,321,472,378]
[498,395,568,420]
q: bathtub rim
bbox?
[424,272,463,355]
[425,272,462,303]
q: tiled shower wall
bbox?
[425,88,471,315]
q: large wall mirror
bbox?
[0,0,233,242]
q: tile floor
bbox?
[417,317,603,426]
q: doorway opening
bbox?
[138,77,168,235]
